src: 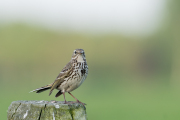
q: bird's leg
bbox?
[68,92,85,105]
[63,92,67,104]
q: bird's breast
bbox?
[59,62,88,92]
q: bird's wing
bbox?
[49,61,73,96]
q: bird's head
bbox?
[72,49,86,62]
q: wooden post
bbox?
[7,101,87,120]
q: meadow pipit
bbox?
[30,49,88,105]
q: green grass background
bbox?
[0,24,180,120]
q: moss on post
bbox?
[7,101,87,120]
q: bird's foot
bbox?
[63,101,74,105]
[50,100,57,103]
[64,101,67,104]
[75,100,86,106]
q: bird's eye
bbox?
[74,51,77,54]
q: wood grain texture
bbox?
[7,101,87,120]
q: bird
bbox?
[30,49,88,105]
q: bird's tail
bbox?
[30,84,52,93]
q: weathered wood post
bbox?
[7,101,87,120]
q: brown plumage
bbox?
[30,49,88,105]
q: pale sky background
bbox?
[0,0,167,36]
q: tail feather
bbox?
[30,84,52,93]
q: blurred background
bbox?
[1,0,180,119]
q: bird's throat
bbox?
[77,55,84,62]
